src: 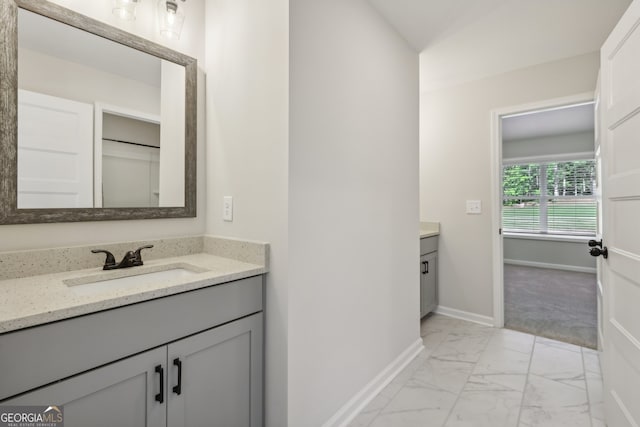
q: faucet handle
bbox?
[133,245,154,265]
[91,249,116,270]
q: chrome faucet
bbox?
[91,245,154,270]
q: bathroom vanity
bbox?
[420,222,439,318]
[0,237,267,427]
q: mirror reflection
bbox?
[17,8,186,209]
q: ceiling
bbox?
[501,102,594,142]
[368,0,632,91]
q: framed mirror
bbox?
[0,0,197,224]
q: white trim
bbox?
[611,390,640,427]
[490,92,595,330]
[103,142,161,162]
[501,100,595,118]
[503,232,594,243]
[491,93,595,119]
[610,318,640,353]
[435,305,495,327]
[504,259,596,274]
[490,108,505,328]
[502,151,595,165]
[322,338,424,427]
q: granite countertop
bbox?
[0,239,267,334]
[420,221,440,238]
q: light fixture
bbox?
[158,0,186,40]
[112,0,140,21]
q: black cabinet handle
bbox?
[155,365,164,403]
[172,358,182,395]
[421,261,429,275]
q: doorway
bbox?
[491,95,599,348]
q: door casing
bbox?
[490,91,596,327]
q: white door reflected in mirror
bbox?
[17,90,93,208]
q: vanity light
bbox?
[112,0,140,21]
[158,0,187,40]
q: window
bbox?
[502,159,596,236]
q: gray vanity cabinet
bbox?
[0,276,264,427]
[5,347,167,427]
[5,313,263,427]
[167,313,263,427]
[420,236,438,318]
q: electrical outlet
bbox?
[466,200,482,214]
[223,196,233,221]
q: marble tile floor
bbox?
[348,314,604,427]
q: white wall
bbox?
[206,1,418,426]
[289,1,419,425]
[420,52,600,319]
[0,0,206,252]
[204,2,289,427]
[18,48,160,115]
[159,60,186,207]
[103,114,161,147]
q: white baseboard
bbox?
[504,258,596,274]
[435,305,495,327]
[322,338,424,427]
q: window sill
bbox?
[503,232,595,243]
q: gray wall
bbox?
[502,127,596,273]
[504,237,596,272]
[503,131,595,160]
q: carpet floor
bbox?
[504,264,597,349]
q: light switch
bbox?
[466,200,482,214]
[223,196,233,221]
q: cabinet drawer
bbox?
[0,275,263,401]
[420,236,438,254]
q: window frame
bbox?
[501,156,597,237]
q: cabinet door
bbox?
[4,347,166,427]
[167,313,263,427]
[420,252,438,317]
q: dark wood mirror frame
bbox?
[0,0,197,224]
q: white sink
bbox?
[65,265,205,295]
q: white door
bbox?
[18,90,93,208]
[593,76,605,349]
[599,1,640,425]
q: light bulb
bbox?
[158,0,186,40]
[113,0,140,21]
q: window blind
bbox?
[502,160,596,235]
